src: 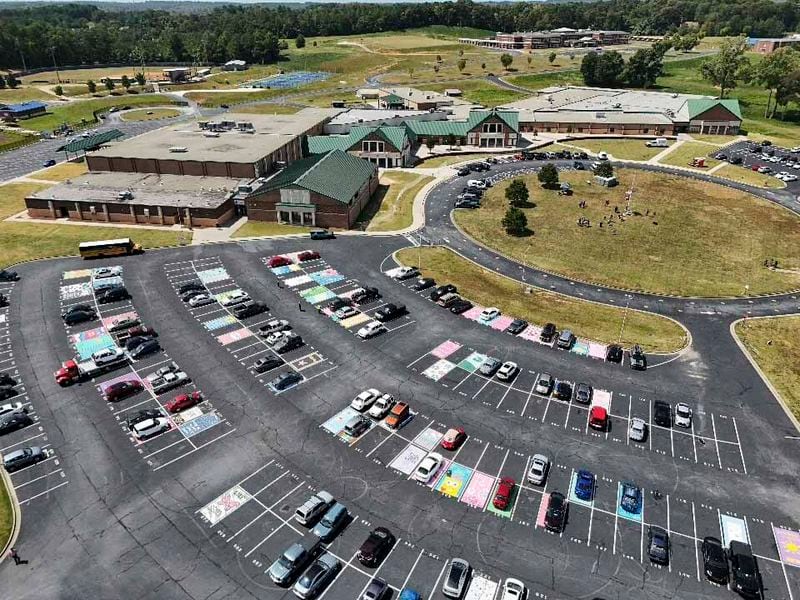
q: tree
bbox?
[54,84,63,96]
[295,34,305,49]
[121,75,131,90]
[581,52,599,86]
[425,138,436,153]
[505,179,529,207]
[135,72,146,86]
[0,77,5,90]
[526,56,532,69]
[457,59,466,73]
[86,79,97,94]
[754,48,799,118]
[595,161,614,178]
[775,70,800,118]
[700,36,750,98]
[5,73,19,89]
[538,163,559,188]
[623,47,665,88]
[458,49,464,57]
[446,133,457,148]
[104,78,115,91]
[481,63,486,70]
[548,52,557,64]
[502,206,528,236]
[500,53,513,70]
[594,51,625,87]
[436,54,442,63]
[407,66,414,79]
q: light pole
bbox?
[50,47,61,84]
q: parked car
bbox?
[540,323,557,343]
[178,281,205,295]
[352,287,380,304]
[449,299,473,314]
[310,230,335,240]
[574,470,595,501]
[630,345,647,370]
[393,266,419,280]
[674,403,693,428]
[647,526,670,565]
[554,381,572,401]
[628,417,647,442]
[334,306,359,320]
[430,284,456,301]
[351,388,381,411]
[275,334,303,354]
[357,527,396,567]
[384,402,410,428]
[0,373,17,387]
[344,414,372,438]
[701,536,729,584]
[252,356,283,374]
[165,391,204,413]
[557,329,575,349]
[478,357,502,377]
[620,482,642,514]
[501,579,527,600]
[479,307,500,322]
[588,406,608,430]
[374,303,406,322]
[574,383,592,404]
[505,319,528,335]
[361,578,390,600]
[527,454,550,485]
[606,344,623,363]
[298,250,321,262]
[259,319,290,336]
[188,293,216,308]
[129,339,161,359]
[0,410,32,436]
[545,492,568,532]
[267,255,292,268]
[730,541,761,599]
[126,325,157,339]
[410,277,435,291]
[413,452,444,483]
[268,371,303,392]
[3,446,47,472]
[97,286,129,304]
[63,308,97,325]
[0,386,19,402]
[294,490,335,526]
[292,553,340,599]
[269,540,321,586]
[535,373,554,395]
[233,302,268,319]
[311,502,349,542]
[104,379,144,402]
[442,558,471,598]
[221,290,250,307]
[129,415,170,440]
[368,394,395,419]
[492,477,516,510]
[357,321,387,339]
[653,400,672,427]
[440,427,466,451]
[181,289,206,303]
[496,361,518,381]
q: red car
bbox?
[298,250,321,262]
[492,477,516,510]
[589,406,608,430]
[104,380,144,402]
[267,255,292,268]
[751,164,761,171]
[440,427,466,451]
[126,325,157,338]
[166,391,204,413]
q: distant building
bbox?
[162,67,191,83]
[752,35,800,54]
[308,125,415,167]
[223,60,248,71]
[0,101,46,120]
[323,108,447,135]
[459,28,629,50]
[374,87,456,111]
[405,108,519,148]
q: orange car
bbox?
[384,402,410,429]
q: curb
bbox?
[0,467,22,566]
[729,315,800,435]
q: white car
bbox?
[674,403,693,428]
[259,319,290,336]
[335,306,359,320]
[357,321,386,339]
[92,346,125,366]
[597,151,609,160]
[92,266,122,279]
[351,388,381,412]
[368,394,395,419]
[0,401,24,417]
[130,416,170,440]
[629,417,647,442]
[413,452,444,483]
[467,179,487,189]
[221,290,250,307]
[784,174,798,182]
[501,578,527,600]
[496,361,518,381]
[393,266,419,280]
[479,307,500,321]
[188,293,216,308]
[527,454,549,485]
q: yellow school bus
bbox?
[78,238,143,259]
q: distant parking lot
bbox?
[719,140,800,194]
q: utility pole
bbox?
[15,38,26,71]
[50,46,61,83]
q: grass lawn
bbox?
[0,183,51,218]
[120,108,181,122]
[0,87,55,102]
[713,164,786,189]
[233,104,302,115]
[735,317,800,423]
[689,134,737,145]
[23,94,178,132]
[233,221,313,238]
[505,70,583,90]
[0,477,12,560]
[361,172,433,232]
[425,80,526,108]
[21,66,165,86]
[453,169,800,297]
[0,130,36,153]
[417,153,498,168]
[395,246,687,352]
[184,90,284,107]
[566,138,668,161]
[657,142,721,170]
[33,161,88,182]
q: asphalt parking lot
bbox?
[714,141,800,195]
[2,236,800,600]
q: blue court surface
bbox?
[271,265,293,276]
[246,71,331,89]
[321,407,360,436]
[309,269,345,286]
[616,483,643,522]
[179,412,222,438]
[197,267,229,285]
[203,315,238,331]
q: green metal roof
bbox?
[57,129,124,153]
[383,93,405,105]
[405,109,520,137]
[466,109,520,133]
[307,125,411,155]
[687,98,742,120]
[307,134,354,154]
[253,150,376,205]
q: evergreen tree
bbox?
[505,179,530,207]
[538,163,559,188]
[502,206,528,236]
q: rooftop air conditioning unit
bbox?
[169,146,188,153]
[672,93,679,98]
[612,103,622,108]
[117,190,133,200]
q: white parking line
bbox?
[19,480,69,504]
[14,468,64,489]
[427,563,448,600]
[710,414,722,469]
[243,480,306,557]
[732,418,747,474]
[152,427,237,472]
[400,548,425,591]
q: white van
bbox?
[294,490,334,526]
[645,137,668,147]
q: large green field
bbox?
[453,169,800,297]
[396,246,687,352]
[424,79,527,107]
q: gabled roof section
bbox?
[307,125,412,155]
[687,98,742,120]
[383,93,405,105]
[466,109,520,132]
[252,150,376,205]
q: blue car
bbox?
[43,159,56,168]
[399,590,421,600]
[575,470,595,501]
[620,482,642,513]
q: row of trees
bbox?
[1,0,799,70]
[580,37,675,89]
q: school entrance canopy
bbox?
[57,129,124,157]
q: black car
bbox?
[716,153,728,161]
[62,304,94,317]
[0,386,20,401]
[352,287,380,304]
[0,294,7,308]
[0,269,19,282]
[554,381,573,401]
[730,541,761,599]
[449,299,473,314]
[268,371,302,391]
[0,410,32,435]
[430,284,456,301]
[181,289,206,302]
[375,303,406,322]
[0,372,16,387]
[606,344,623,363]
[544,492,567,532]
[730,155,743,165]
[647,527,670,565]
[440,294,461,309]
[575,383,593,404]
[505,319,528,335]
[125,336,151,351]
[310,230,335,240]
[253,356,283,373]
[129,339,161,359]
[411,277,435,291]
[126,408,163,429]
[540,323,557,343]
[760,139,772,146]
[456,167,471,176]
[701,537,729,584]
[630,344,647,370]
[97,286,130,304]
[573,161,585,170]
[233,302,268,319]
[533,152,547,160]
[3,446,46,472]
[178,281,205,295]
[326,297,353,312]
[357,526,396,567]
[653,400,672,427]
[63,308,97,325]
[275,334,303,354]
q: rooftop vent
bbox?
[169,146,188,153]
[672,93,679,98]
